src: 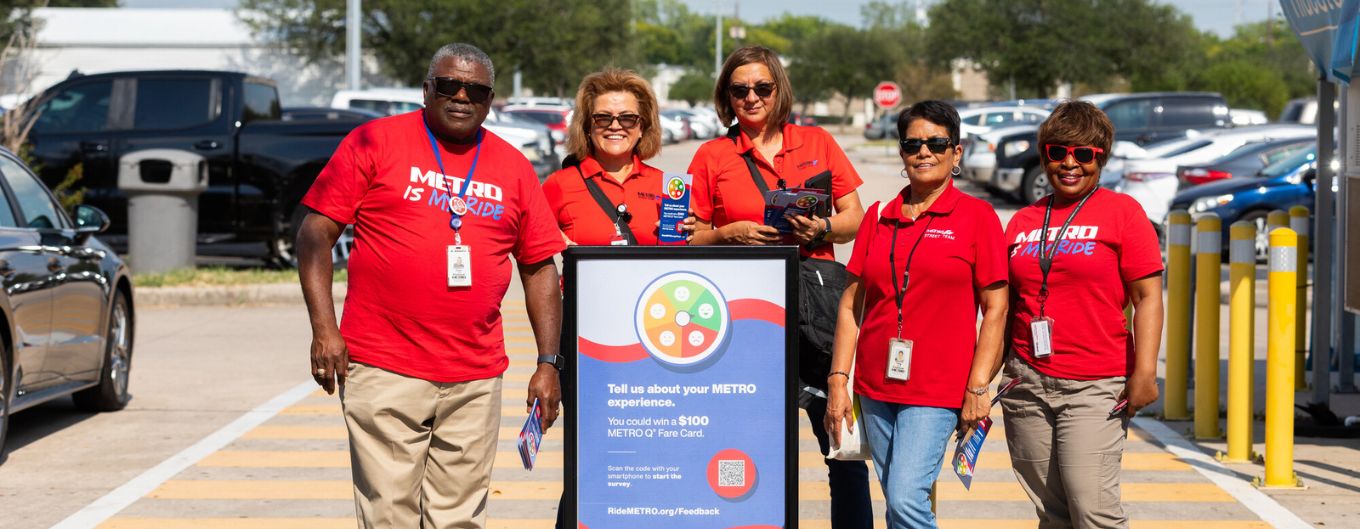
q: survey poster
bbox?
[573,255,792,529]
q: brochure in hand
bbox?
[762,188,831,233]
[951,378,1021,489]
[518,398,544,470]
[658,172,692,245]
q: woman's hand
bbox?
[960,389,991,433]
[824,382,854,449]
[785,213,825,245]
[1119,373,1159,417]
[720,220,781,246]
[656,209,698,243]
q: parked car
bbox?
[991,92,1232,204]
[663,108,716,139]
[502,105,571,154]
[864,113,897,140]
[1229,108,1269,126]
[787,111,816,126]
[0,147,133,461]
[958,105,1049,138]
[684,106,724,137]
[281,106,383,122]
[658,113,689,144]
[1175,137,1313,188]
[25,70,364,267]
[961,124,1039,189]
[1117,124,1314,233]
[1169,145,1330,259]
[1279,97,1318,124]
[330,88,559,179]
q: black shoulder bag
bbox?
[727,126,847,403]
[576,165,637,245]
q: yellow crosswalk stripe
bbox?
[241,425,563,442]
[791,451,1189,471]
[98,518,1273,529]
[197,450,565,469]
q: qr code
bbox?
[717,459,745,487]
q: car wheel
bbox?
[1021,165,1051,204]
[0,351,10,463]
[1240,209,1271,262]
[73,290,133,412]
[268,206,309,269]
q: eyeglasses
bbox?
[900,137,953,154]
[1044,144,1105,164]
[428,77,494,104]
[727,82,776,100]
[591,113,642,130]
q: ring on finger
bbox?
[315,368,326,376]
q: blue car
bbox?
[1168,145,1320,260]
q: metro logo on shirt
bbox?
[405,166,507,220]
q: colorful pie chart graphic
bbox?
[635,272,730,365]
[666,176,687,200]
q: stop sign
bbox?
[874,81,902,109]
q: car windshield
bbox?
[511,111,565,125]
[1259,146,1315,178]
[1162,139,1212,157]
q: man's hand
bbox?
[311,328,349,395]
[960,390,991,433]
[527,363,562,429]
[1120,373,1159,417]
[720,220,781,245]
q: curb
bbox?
[135,283,347,307]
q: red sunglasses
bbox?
[1044,144,1105,164]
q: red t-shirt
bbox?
[846,182,1008,408]
[541,155,664,246]
[1005,188,1163,380]
[302,111,566,383]
[687,124,863,260]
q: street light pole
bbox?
[346,0,361,90]
[715,10,723,80]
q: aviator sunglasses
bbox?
[1044,144,1105,164]
[428,77,494,104]
[727,82,776,100]
[591,113,642,130]
[900,137,953,154]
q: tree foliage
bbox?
[668,71,712,106]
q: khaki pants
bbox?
[342,362,503,529]
[999,355,1129,529]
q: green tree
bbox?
[239,0,632,96]
[1194,59,1290,118]
[788,23,897,123]
[668,71,713,106]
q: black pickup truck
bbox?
[25,70,366,266]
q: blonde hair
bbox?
[713,46,794,134]
[566,69,662,161]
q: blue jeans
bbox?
[859,396,960,529]
[806,396,875,529]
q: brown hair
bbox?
[713,46,793,134]
[1037,100,1115,167]
[566,68,662,161]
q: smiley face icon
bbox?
[660,331,676,347]
[698,303,714,319]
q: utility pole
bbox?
[345,0,361,90]
[715,7,723,80]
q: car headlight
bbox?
[1190,194,1233,213]
[1003,140,1031,158]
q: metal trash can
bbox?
[117,149,208,273]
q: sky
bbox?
[121,0,1278,38]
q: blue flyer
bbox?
[658,172,692,245]
[519,398,544,470]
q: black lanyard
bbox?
[888,211,934,337]
[1036,189,1096,316]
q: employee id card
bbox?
[1031,316,1054,358]
[448,245,472,287]
[887,337,912,381]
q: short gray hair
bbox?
[426,43,496,84]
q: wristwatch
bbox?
[537,354,566,371]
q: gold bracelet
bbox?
[828,371,851,379]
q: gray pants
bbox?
[999,355,1129,529]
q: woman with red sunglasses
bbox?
[999,100,1164,529]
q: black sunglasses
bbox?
[591,113,642,130]
[900,137,953,154]
[428,77,493,104]
[1044,144,1105,164]
[727,82,776,100]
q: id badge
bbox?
[886,338,913,381]
[610,233,628,246]
[447,245,472,287]
[1031,316,1054,358]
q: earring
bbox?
[899,169,909,179]
[951,165,961,177]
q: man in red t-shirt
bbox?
[296,43,566,529]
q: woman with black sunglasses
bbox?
[542,69,666,247]
[687,45,871,529]
[824,100,1009,529]
[999,100,1164,529]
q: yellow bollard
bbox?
[1194,214,1223,439]
[1221,221,1257,462]
[1164,211,1193,420]
[1258,227,1303,488]
[1289,206,1310,390]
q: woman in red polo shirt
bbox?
[542,69,664,246]
[688,45,870,529]
[824,100,1009,529]
[999,101,1163,528]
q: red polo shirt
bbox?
[302,111,565,383]
[541,155,663,246]
[1005,188,1163,380]
[846,181,1008,408]
[688,123,862,260]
